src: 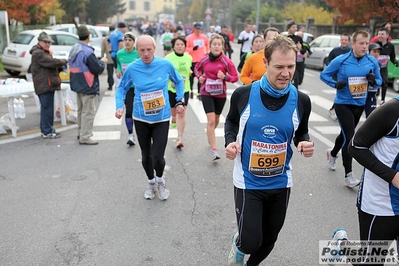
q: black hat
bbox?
[117,22,126,28]
[77,25,90,38]
[38,32,54,43]
[286,21,296,30]
[369,43,383,51]
[194,22,202,29]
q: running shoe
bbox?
[171,121,177,128]
[144,182,156,200]
[190,91,194,99]
[197,93,201,101]
[380,100,385,105]
[176,138,184,148]
[328,109,338,120]
[228,232,245,266]
[157,180,170,200]
[127,133,136,146]
[344,172,360,187]
[41,132,61,139]
[325,228,348,266]
[326,148,337,171]
[212,149,220,161]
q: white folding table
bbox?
[0,82,69,137]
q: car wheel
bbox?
[5,69,21,76]
[393,78,399,92]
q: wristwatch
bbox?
[223,75,228,81]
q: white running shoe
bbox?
[326,149,337,171]
[144,183,156,200]
[325,228,348,266]
[157,181,170,200]
[228,232,245,266]
[344,172,360,187]
[212,149,220,161]
[127,133,136,146]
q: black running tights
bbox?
[234,187,290,266]
[134,120,169,179]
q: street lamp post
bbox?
[205,7,212,30]
[228,0,232,27]
[205,0,211,29]
[255,0,260,32]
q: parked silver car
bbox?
[305,34,341,69]
[2,29,78,76]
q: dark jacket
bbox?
[220,32,232,52]
[287,34,306,55]
[30,44,67,95]
[325,46,351,66]
[69,41,105,95]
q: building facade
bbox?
[119,0,157,22]
[155,0,177,13]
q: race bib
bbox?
[377,55,389,68]
[248,140,287,177]
[205,78,223,95]
[140,90,165,115]
[193,39,205,48]
[296,51,304,62]
[348,77,367,99]
[122,63,129,73]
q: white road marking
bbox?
[313,126,341,135]
[309,112,328,122]
[92,131,121,140]
[93,96,121,126]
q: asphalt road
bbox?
[0,38,398,266]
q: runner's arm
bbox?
[349,99,399,184]
[293,91,311,147]
[224,85,251,147]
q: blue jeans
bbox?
[38,91,55,134]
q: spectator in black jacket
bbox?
[376,27,399,104]
[286,21,306,89]
[220,26,233,59]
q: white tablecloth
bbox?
[0,82,69,137]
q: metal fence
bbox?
[233,21,399,41]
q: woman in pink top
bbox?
[194,34,238,161]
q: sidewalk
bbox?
[0,72,109,141]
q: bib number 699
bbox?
[258,157,279,167]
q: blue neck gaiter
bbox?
[260,75,292,98]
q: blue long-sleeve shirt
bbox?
[320,51,382,106]
[115,56,184,123]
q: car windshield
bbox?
[12,33,35,45]
[50,34,78,46]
